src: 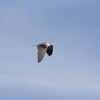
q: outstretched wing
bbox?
[37,46,47,63]
[46,45,53,56]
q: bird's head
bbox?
[46,42,51,46]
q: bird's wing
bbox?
[37,46,47,63]
[46,45,53,56]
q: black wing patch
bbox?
[46,45,53,56]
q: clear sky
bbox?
[0,0,100,100]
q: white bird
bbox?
[31,42,53,63]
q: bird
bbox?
[31,42,53,63]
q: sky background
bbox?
[0,0,100,100]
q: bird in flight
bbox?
[31,42,53,63]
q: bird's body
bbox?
[32,42,53,63]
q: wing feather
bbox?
[37,46,47,63]
[46,45,53,56]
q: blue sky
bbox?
[0,0,100,100]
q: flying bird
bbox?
[31,42,53,63]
